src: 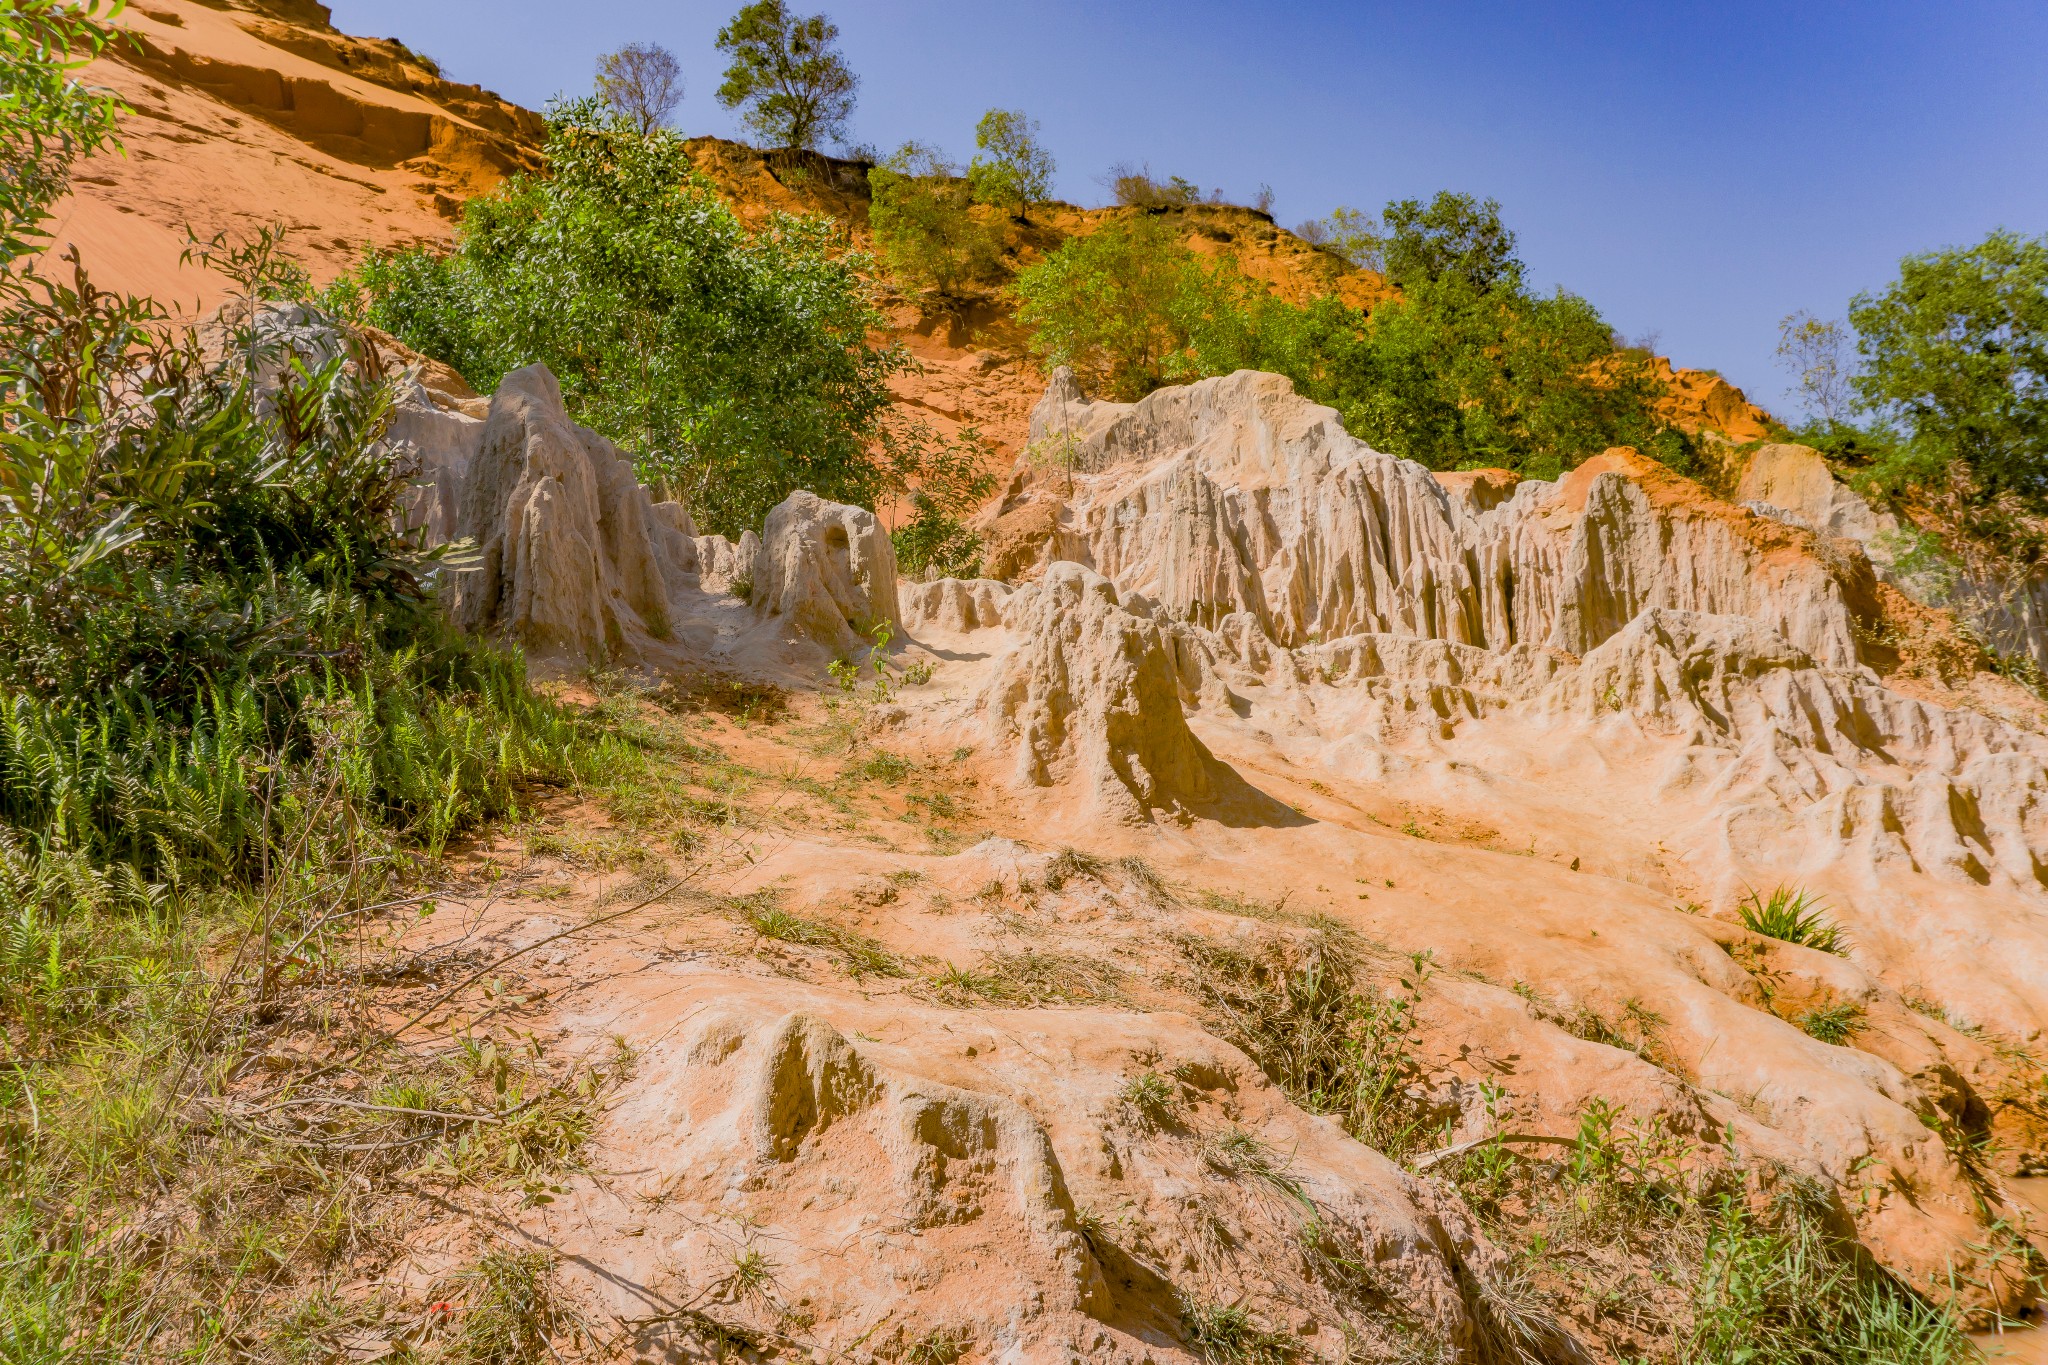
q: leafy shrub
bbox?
[1849,230,2048,515]
[1738,887,1848,956]
[868,142,1003,299]
[338,99,906,537]
[1,0,127,263]
[1105,162,1211,208]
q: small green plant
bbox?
[444,1250,567,1365]
[1738,886,1849,955]
[722,1246,778,1301]
[1121,1071,1181,1127]
[729,570,754,603]
[736,898,905,978]
[1181,1300,1294,1364]
[1797,1001,1867,1045]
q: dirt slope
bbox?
[36,0,540,312]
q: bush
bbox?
[868,142,1003,299]
[1849,230,2048,514]
[0,242,597,886]
[339,99,907,537]
[1014,194,1692,479]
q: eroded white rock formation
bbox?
[752,490,901,656]
[981,563,1222,823]
[451,365,700,662]
[1018,370,1867,668]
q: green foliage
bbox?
[1738,887,1848,956]
[1106,162,1210,208]
[1293,205,1384,272]
[1014,196,1688,478]
[868,142,1002,299]
[1849,230,2048,511]
[0,0,128,268]
[714,0,857,151]
[1797,1001,1866,1046]
[341,100,907,536]
[1014,215,1300,401]
[1379,191,1520,293]
[888,424,995,578]
[1686,1190,1971,1365]
[968,108,1055,220]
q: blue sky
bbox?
[328,0,2048,418]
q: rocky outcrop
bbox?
[752,491,902,655]
[981,563,1222,822]
[451,365,697,662]
[902,577,1012,634]
[1736,442,1891,542]
[1025,370,1868,667]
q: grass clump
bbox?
[930,949,1121,1006]
[1797,1000,1868,1046]
[1738,887,1849,956]
[1177,929,1438,1159]
[440,1249,571,1364]
[1180,1300,1295,1364]
[734,896,906,978]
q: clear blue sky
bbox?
[328,0,2048,418]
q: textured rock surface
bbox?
[752,491,902,655]
[902,577,1013,634]
[981,564,1222,822]
[451,365,698,661]
[1021,370,1868,667]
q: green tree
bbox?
[1379,191,1520,293]
[2,0,128,268]
[1015,192,1685,478]
[341,99,906,535]
[1849,229,2048,509]
[1013,216,1212,400]
[595,42,684,135]
[868,142,1002,299]
[714,0,857,151]
[968,109,1055,221]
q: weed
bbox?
[1178,931,1439,1159]
[1042,847,1108,891]
[1198,889,1292,922]
[854,750,912,784]
[901,659,936,686]
[735,898,906,978]
[443,1249,568,1365]
[905,1325,971,1363]
[1738,886,1849,956]
[1181,1300,1294,1363]
[721,1246,779,1302]
[1121,1071,1182,1127]
[1797,1001,1867,1045]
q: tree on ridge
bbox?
[714,1,857,152]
